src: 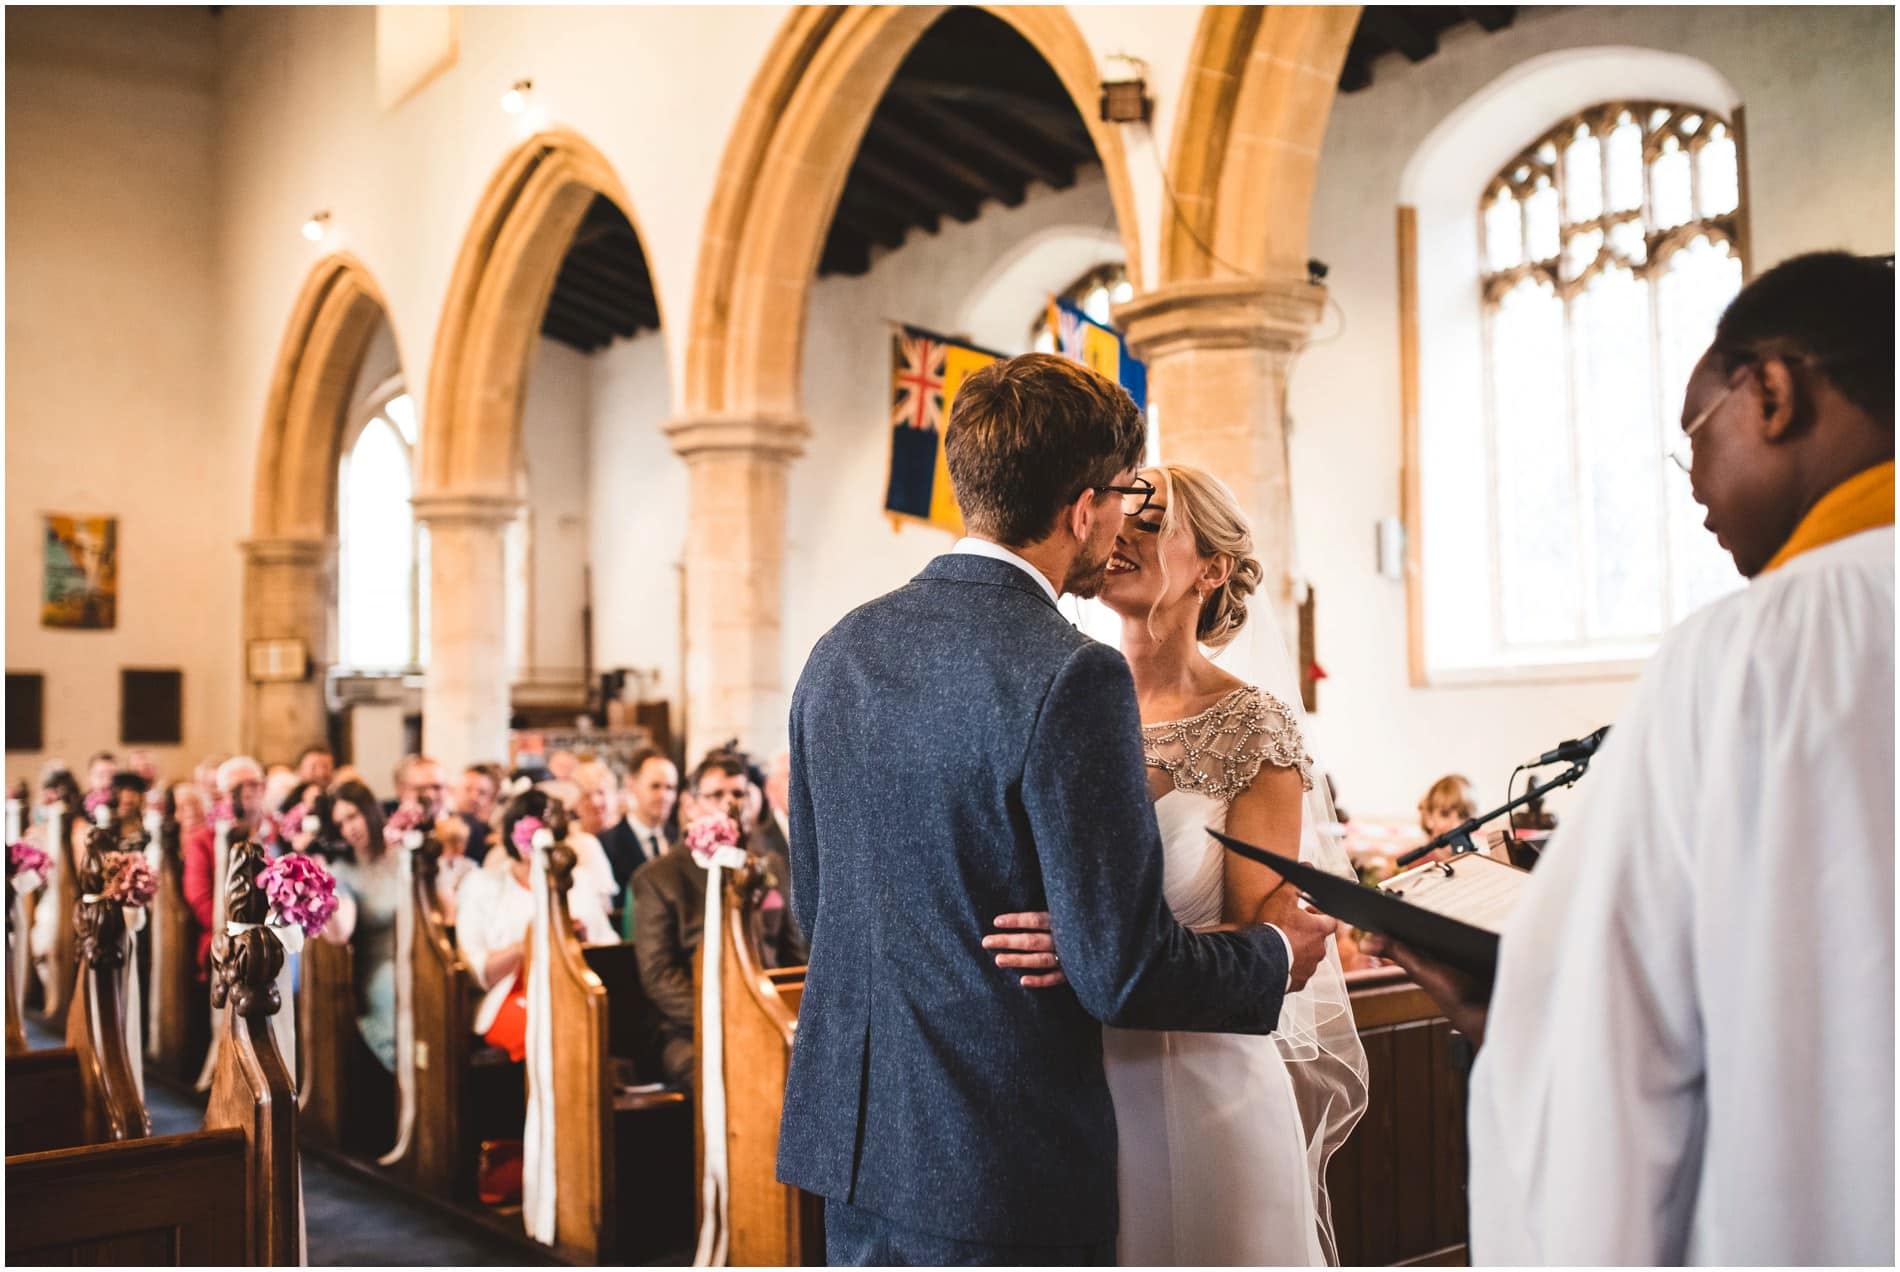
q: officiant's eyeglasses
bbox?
[1095,476,1156,516]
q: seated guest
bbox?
[453,762,503,859]
[262,767,300,824]
[126,748,161,791]
[296,745,334,788]
[536,778,620,912]
[630,751,806,1088]
[109,771,149,839]
[28,767,86,993]
[430,812,478,923]
[84,750,117,812]
[1416,773,1478,861]
[603,748,679,923]
[545,749,579,782]
[455,790,615,1062]
[750,749,808,956]
[184,756,265,980]
[318,780,402,1071]
[389,754,448,818]
[571,760,621,869]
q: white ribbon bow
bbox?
[226,918,306,956]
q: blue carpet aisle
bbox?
[21,1017,551,1267]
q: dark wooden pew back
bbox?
[145,818,210,1083]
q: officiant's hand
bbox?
[1360,934,1491,1047]
[984,913,1067,989]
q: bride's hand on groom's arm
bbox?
[983,912,1068,989]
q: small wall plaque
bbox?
[248,638,310,683]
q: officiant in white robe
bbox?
[1372,252,1895,1265]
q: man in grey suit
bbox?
[777,354,1337,1264]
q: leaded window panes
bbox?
[1478,102,1745,657]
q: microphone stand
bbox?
[1395,761,1592,868]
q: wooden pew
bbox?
[145,817,210,1084]
[698,856,823,1267]
[381,834,480,1201]
[298,919,394,1157]
[6,1046,86,1153]
[64,817,151,1144]
[28,804,79,1031]
[1326,967,1470,1267]
[7,864,30,1056]
[541,837,694,1264]
[5,836,302,1265]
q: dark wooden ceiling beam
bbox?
[864,110,1026,207]
[540,308,604,352]
[553,261,650,319]
[827,195,908,250]
[847,170,943,235]
[852,148,982,222]
[898,99,1069,190]
[819,230,874,277]
[1360,7,1439,62]
[1339,51,1373,93]
[1458,5,1517,33]
[564,244,657,303]
[547,278,636,333]
[890,80,1094,162]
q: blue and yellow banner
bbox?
[1047,297,1147,410]
[885,324,1004,533]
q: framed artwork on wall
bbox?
[42,513,117,630]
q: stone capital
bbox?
[664,413,810,463]
[240,536,334,569]
[409,491,523,528]
[1115,276,1327,362]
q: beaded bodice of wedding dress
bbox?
[1103,685,1326,1267]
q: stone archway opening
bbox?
[244,255,402,764]
[419,130,666,771]
[675,5,1144,758]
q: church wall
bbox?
[587,331,686,737]
[519,337,594,692]
[4,7,231,786]
[1288,4,1895,818]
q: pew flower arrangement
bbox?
[384,805,427,852]
[511,815,545,857]
[100,850,159,908]
[83,788,111,816]
[9,840,52,893]
[258,852,340,938]
[685,814,742,867]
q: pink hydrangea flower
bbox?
[511,815,545,857]
[100,851,158,908]
[282,803,308,835]
[259,852,340,938]
[9,840,51,880]
[685,814,741,863]
[83,789,111,815]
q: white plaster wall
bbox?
[519,337,593,685]
[587,331,686,720]
[1290,4,1895,817]
[5,7,230,786]
[782,172,1122,723]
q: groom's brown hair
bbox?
[944,353,1145,547]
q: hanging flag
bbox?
[885,324,1004,533]
[1047,296,1147,410]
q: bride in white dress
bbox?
[993,464,1368,1265]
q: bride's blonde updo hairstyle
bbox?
[1148,464,1263,652]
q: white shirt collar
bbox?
[627,813,664,841]
[951,537,1060,607]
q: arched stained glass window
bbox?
[1479,103,1745,653]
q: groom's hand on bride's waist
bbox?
[984,907,1338,995]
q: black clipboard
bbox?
[1209,829,1503,979]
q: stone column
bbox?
[663,415,810,762]
[1118,276,1327,640]
[241,537,336,766]
[412,493,520,774]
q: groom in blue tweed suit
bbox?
[777,354,1338,1264]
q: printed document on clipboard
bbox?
[1208,829,1533,978]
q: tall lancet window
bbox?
[1479,103,1745,657]
[338,391,424,672]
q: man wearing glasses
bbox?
[1372,252,1893,1265]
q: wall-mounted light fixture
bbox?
[1100,54,1151,125]
[501,78,533,116]
[301,210,331,243]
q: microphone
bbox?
[1534,725,1611,767]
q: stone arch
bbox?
[420,128,654,498]
[1160,5,1361,284]
[683,4,1143,421]
[243,253,398,761]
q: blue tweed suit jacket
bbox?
[775,552,1291,1248]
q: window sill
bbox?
[1417,656,1648,689]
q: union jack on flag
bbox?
[891,329,948,431]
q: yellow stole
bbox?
[1761,460,1895,573]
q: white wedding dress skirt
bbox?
[1104,788,1325,1266]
